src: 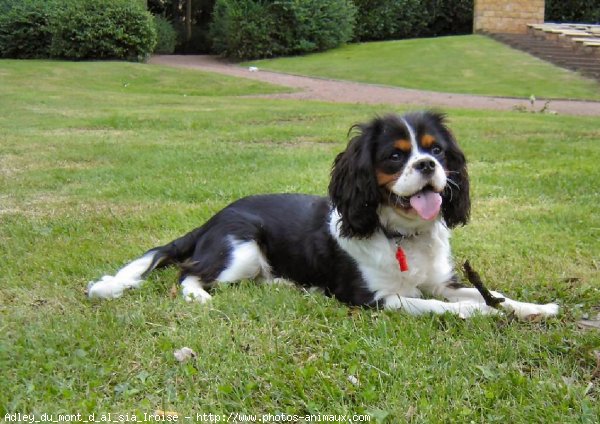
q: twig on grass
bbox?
[462,260,505,308]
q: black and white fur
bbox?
[88,112,558,319]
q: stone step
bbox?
[487,31,600,82]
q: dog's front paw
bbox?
[502,300,559,320]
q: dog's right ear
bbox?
[328,118,382,238]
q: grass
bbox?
[1,59,599,422]
[246,35,600,100]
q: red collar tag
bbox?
[396,246,409,272]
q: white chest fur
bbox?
[330,212,454,300]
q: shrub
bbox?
[210,0,356,60]
[352,0,473,41]
[210,0,276,59]
[0,0,157,61]
[352,0,428,42]
[0,0,60,59]
[423,0,473,37]
[545,0,600,24]
[279,0,356,53]
[153,15,178,54]
[50,0,157,61]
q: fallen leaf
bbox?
[169,284,178,299]
[405,405,416,421]
[524,313,543,322]
[174,347,196,363]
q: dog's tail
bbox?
[87,227,203,299]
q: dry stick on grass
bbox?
[462,260,505,308]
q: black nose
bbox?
[414,158,436,175]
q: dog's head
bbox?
[329,111,470,238]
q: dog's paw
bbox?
[182,285,212,304]
[501,300,559,320]
[87,276,129,299]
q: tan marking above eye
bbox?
[376,170,400,186]
[394,139,412,152]
[421,134,436,149]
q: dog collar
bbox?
[378,224,418,241]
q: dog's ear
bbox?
[432,113,470,228]
[329,119,382,238]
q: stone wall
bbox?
[474,0,545,34]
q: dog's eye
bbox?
[431,145,443,156]
[390,152,403,161]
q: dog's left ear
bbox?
[433,113,470,227]
[329,119,382,238]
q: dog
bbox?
[88,111,558,320]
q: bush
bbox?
[153,15,178,54]
[352,0,428,41]
[352,0,473,41]
[545,0,600,24]
[51,0,157,61]
[0,0,157,61]
[210,0,356,60]
[423,0,473,37]
[281,0,356,53]
[210,0,275,59]
[0,0,60,59]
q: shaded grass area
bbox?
[1,60,599,421]
[246,35,600,100]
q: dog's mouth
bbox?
[383,185,443,221]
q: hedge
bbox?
[50,0,156,61]
[0,0,157,61]
[0,0,61,59]
[352,0,427,41]
[352,0,473,41]
[423,0,473,37]
[209,0,473,59]
[153,15,178,54]
[546,0,600,24]
[210,0,356,60]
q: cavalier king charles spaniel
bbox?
[88,111,558,319]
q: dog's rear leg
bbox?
[87,249,167,299]
[180,275,212,304]
[179,238,271,304]
[88,227,204,299]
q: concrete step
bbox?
[488,32,600,82]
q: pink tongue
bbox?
[409,191,442,221]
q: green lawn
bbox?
[1,60,599,421]
[246,35,600,100]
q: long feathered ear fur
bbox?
[434,113,470,228]
[328,119,382,238]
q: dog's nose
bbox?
[413,158,436,175]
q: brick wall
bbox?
[474,0,545,34]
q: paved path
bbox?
[149,55,600,117]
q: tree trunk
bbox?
[186,0,192,42]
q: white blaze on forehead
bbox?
[400,117,419,153]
